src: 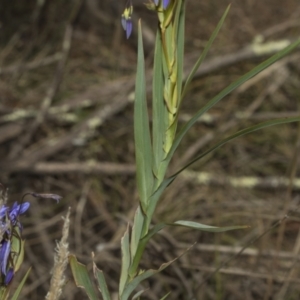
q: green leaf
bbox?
[130,223,167,276]
[172,220,249,232]
[135,20,154,211]
[138,217,246,245]
[11,268,31,300]
[129,222,169,279]
[146,176,174,229]
[121,255,182,300]
[69,255,98,300]
[142,223,167,245]
[123,244,194,300]
[11,226,24,272]
[0,286,10,300]
[181,5,230,99]
[128,216,245,287]
[152,28,168,178]
[130,205,146,261]
[172,116,300,176]
[93,263,111,300]
[119,224,131,295]
[164,38,300,174]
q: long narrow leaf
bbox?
[121,248,191,300]
[172,220,249,232]
[69,255,98,300]
[10,268,31,300]
[93,264,111,300]
[172,116,300,177]
[119,224,131,295]
[152,28,168,178]
[130,223,167,276]
[130,205,145,261]
[162,38,300,176]
[181,5,230,99]
[135,21,154,211]
[138,219,247,246]
[132,290,146,299]
[131,216,246,276]
[145,176,174,229]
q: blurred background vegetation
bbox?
[0,0,300,299]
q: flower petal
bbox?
[121,4,133,39]
[126,20,133,39]
[163,0,170,9]
[0,205,8,218]
[17,202,30,215]
[0,240,11,275]
[4,268,14,285]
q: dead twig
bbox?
[0,53,62,76]
[8,25,74,159]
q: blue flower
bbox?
[0,201,30,285]
[0,240,10,276]
[162,0,170,9]
[0,202,30,225]
[0,206,8,218]
[153,0,170,9]
[8,202,30,224]
[121,4,133,39]
[121,0,172,38]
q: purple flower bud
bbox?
[0,196,30,285]
[8,202,30,225]
[121,4,133,39]
[0,240,11,275]
[11,202,30,216]
[4,268,14,285]
[163,0,170,9]
[0,206,8,218]
[122,17,133,39]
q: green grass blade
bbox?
[121,257,179,300]
[130,205,146,261]
[119,225,131,295]
[93,264,111,300]
[132,290,146,299]
[181,5,230,99]
[166,38,300,171]
[69,255,98,300]
[120,269,156,300]
[173,116,300,176]
[10,267,31,300]
[152,28,168,177]
[146,176,174,228]
[135,21,154,210]
[130,223,167,275]
[123,243,194,300]
[172,220,249,232]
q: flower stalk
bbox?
[154,0,185,155]
[0,199,30,298]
